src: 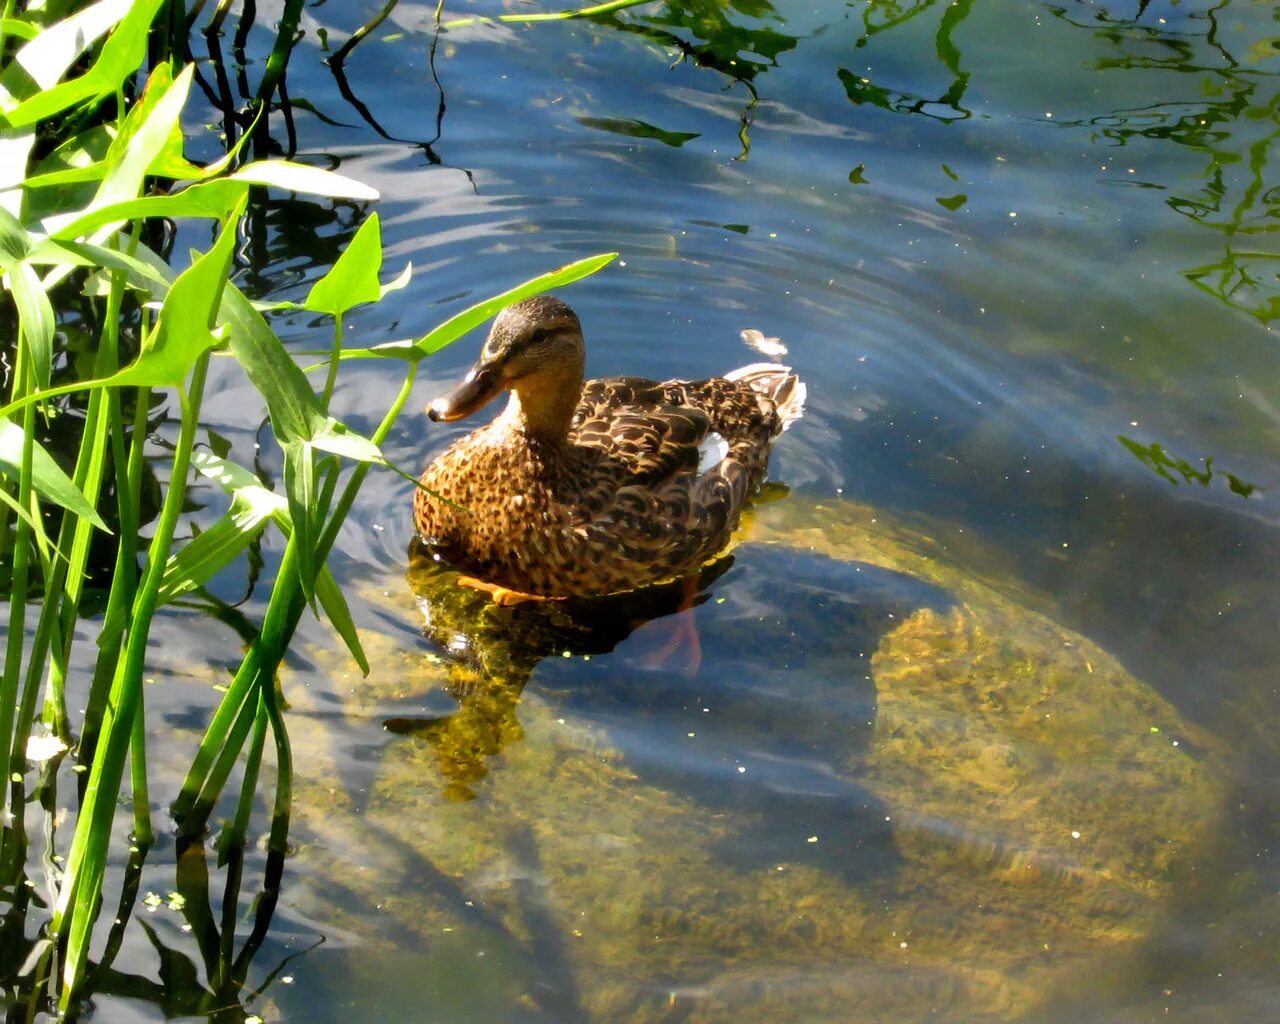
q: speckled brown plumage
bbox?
[414,295,805,597]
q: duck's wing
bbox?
[572,377,715,487]
[556,377,762,591]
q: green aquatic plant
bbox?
[1118,435,1257,498]
[0,2,615,1011]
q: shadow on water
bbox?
[398,536,956,879]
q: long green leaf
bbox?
[0,18,39,44]
[157,494,274,603]
[49,159,379,241]
[219,286,384,464]
[34,237,173,297]
[442,0,652,28]
[0,0,130,106]
[309,419,384,463]
[6,258,54,388]
[316,566,369,675]
[49,181,244,239]
[65,62,192,231]
[2,0,164,128]
[0,203,29,259]
[193,450,280,497]
[337,252,619,362]
[416,252,617,355]
[103,197,246,389]
[0,421,108,531]
[221,282,326,444]
[228,160,378,201]
[283,442,319,610]
[0,480,38,531]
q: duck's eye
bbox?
[524,327,553,348]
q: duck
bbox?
[413,294,805,603]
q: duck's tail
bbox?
[725,363,807,433]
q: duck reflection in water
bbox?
[395,538,737,800]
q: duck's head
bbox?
[427,295,585,433]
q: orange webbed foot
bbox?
[634,576,703,676]
[455,576,565,607]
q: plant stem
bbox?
[321,316,343,409]
[175,362,419,831]
[47,239,135,737]
[79,386,150,768]
[54,353,212,1005]
[130,685,154,847]
[0,350,36,875]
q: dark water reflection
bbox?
[15,0,1280,1019]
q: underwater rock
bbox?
[283,497,1226,1023]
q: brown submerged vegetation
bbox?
[283,496,1225,1023]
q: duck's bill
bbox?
[427,364,503,422]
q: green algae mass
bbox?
[285,498,1224,1022]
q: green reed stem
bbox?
[320,361,419,556]
[173,536,304,826]
[175,357,419,833]
[227,693,269,852]
[330,0,400,63]
[0,0,17,58]
[55,353,212,1006]
[79,385,150,768]
[206,0,236,34]
[47,246,133,736]
[261,645,292,855]
[321,317,343,410]
[192,665,269,820]
[25,273,126,745]
[0,350,36,874]
[130,685,153,847]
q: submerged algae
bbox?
[284,496,1225,1023]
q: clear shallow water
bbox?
[15,0,1280,1020]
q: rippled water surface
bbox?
[47,0,1280,1020]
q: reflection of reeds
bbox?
[0,4,613,1013]
[1047,2,1279,324]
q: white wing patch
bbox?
[696,432,730,475]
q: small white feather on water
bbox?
[740,329,788,359]
[26,729,67,762]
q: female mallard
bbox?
[414,295,805,602]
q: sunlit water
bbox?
[15,0,1280,1020]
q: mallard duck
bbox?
[413,295,805,601]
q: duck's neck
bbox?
[497,367,583,444]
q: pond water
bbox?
[20,0,1280,1020]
